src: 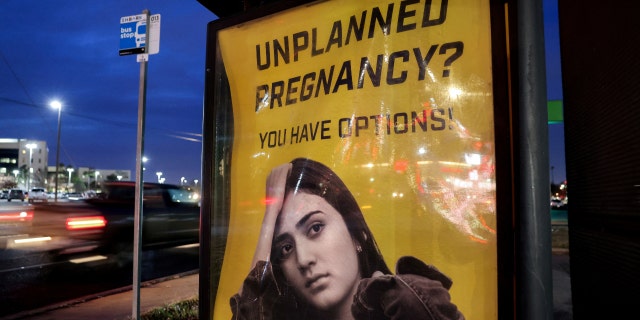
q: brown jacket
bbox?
[231,256,464,320]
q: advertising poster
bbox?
[209,0,497,318]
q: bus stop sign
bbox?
[119,13,160,56]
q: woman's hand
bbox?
[249,162,292,269]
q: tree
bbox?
[1,180,17,189]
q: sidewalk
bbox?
[3,271,199,320]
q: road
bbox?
[0,200,200,318]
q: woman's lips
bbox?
[305,274,328,289]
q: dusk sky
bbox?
[0,0,566,185]
[1,0,217,185]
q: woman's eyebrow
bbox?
[273,211,324,243]
[296,210,322,228]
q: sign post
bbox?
[119,8,160,320]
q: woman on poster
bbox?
[231,158,464,320]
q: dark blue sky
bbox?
[0,1,217,185]
[0,0,565,185]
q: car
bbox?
[28,188,48,203]
[0,190,8,199]
[30,181,200,265]
[7,189,25,202]
[66,193,84,201]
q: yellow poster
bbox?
[212,0,497,318]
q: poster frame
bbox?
[199,0,516,318]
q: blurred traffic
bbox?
[1,182,200,261]
[0,181,201,316]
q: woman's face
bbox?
[274,191,361,314]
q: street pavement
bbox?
[552,249,572,320]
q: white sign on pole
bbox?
[148,14,161,55]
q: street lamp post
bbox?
[51,100,62,202]
[67,168,74,191]
[25,143,37,192]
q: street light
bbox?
[67,168,74,190]
[51,100,63,202]
[25,143,37,192]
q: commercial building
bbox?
[0,138,48,189]
[1,138,131,192]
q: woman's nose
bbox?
[295,242,316,272]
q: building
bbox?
[1,138,131,193]
[46,166,132,193]
[0,138,48,189]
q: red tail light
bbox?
[0,211,34,222]
[66,216,107,230]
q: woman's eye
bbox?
[308,223,324,236]
[279,244,293,258]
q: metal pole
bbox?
[132,9,149,320]
[27,147,32,192]
[516,0,553,319]
[54,107,61,202]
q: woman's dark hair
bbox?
[279,157,391,276]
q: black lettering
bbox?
[369,3,394,38]
[326,21,343,52]
[321,120,331,139]
[370,115,384,135]
[309,122,319,140]
[387,50,409,85]
[256,85,269,112]
[290,126,300,144]
[333,61,354,93]
[292,31,308,62]
[430,109,446,130]
[300,73,316,101]
[339,118,352,138]
[278,129,286,146]
[273,37,290,67]
[256,43,270,70]
[300,125,309,142]
[413,45,438,80]
[315,66,335,97]
[346,11,367,44]
[259,132,268,148]
[412,110,428,132]
[355,116,369,137]
[358,55,384,88]
[394,113,409,134]
[311,28,324,56]
[398,0,419,32]
[423,0,448,27]
[270,81,285,108]
[260,129,287,149]
[286,76,301,105]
